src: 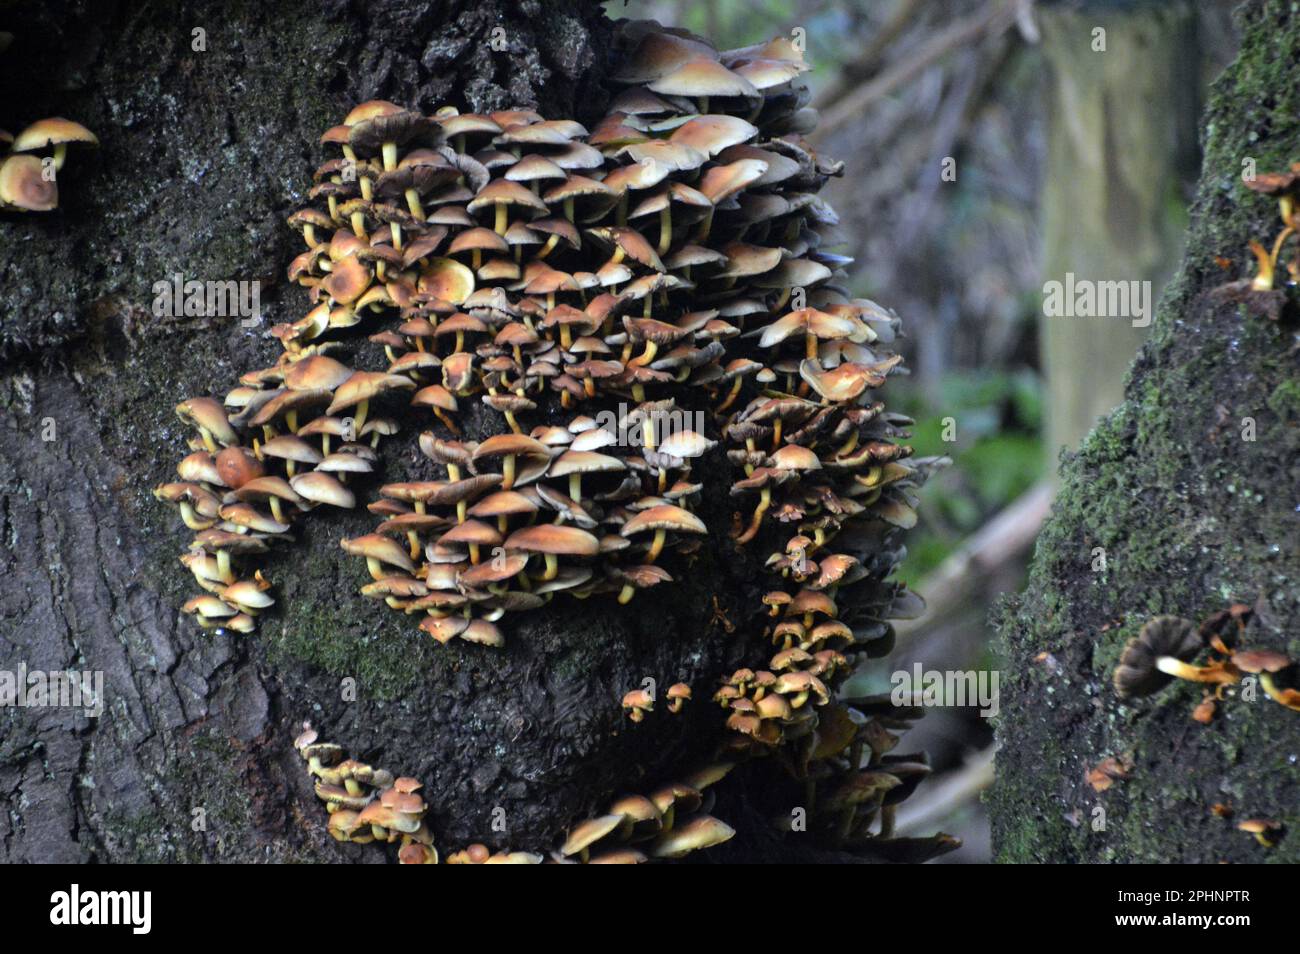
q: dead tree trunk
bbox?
[993,0,1300,863]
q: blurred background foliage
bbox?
[606,0,1242,860]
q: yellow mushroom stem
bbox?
[502,453,517,490]
[617,583,636,604]
[630,340,658,367]
[1250,239,1275,291]
[805,332,819,361]
[658,206,673,255]
[569,473,583,503]
[715,376,744,413]
[268,495,287,524]
[493,202,508,235]
[353,399,370,434]
[736,486,772,544]
[695,208,714,243]
[197,426,219,454]
[434,408,460,434]
[631,383,646,402]
[406,531,420,560]
[365,557,387,580]
[773,286,792,311]
[327,195,339,221]
[1154,656,1240,685]
[350,210,368,241]
[541,552,559,581]
[320,433,332,456]
[646,528,667,562]
[772,419,783,448]
[177,502,209,531]
[216,549,234,584]
[642,416,657,450]
[1260,672,1300,711]
[468,542,481,564]
[391,222,404,251]
[359,176,373,201]
[404,188,425,220]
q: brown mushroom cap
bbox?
[1113,616,1204,698]
[504,523,600,556]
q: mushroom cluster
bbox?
[160,20,932,654]
[295,722,736,864]
[294,723,438,864]
[1113,607,1300,718]
[165,19,951,861]
[1243,163,1300,294]
[0,104,97,211]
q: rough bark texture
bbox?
[0,0,786,861]
[992,0,1300,863]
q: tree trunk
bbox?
[1038,2,1201,462]
[0,0,923,864]
[0,0,743,863]
[992,0,1300,863]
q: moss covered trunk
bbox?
[992,0,1300,863]
[0,0,779,862]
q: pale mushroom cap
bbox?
[0,154,57,211]
[11,117,98,152]
[290,471,356,508]
[620,504,707,538]
[327,372,415,414]
[561,814,626,856]
[647,814,736,858]
[341,533,417,573]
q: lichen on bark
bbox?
[991,0,1300,863]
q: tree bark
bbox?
[992,0,1300,863]
[0,0,768,862]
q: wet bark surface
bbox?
[992,0,1300,863]
[0,0,783,861]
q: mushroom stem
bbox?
[365,556,386,581]
[493,203,507,235]
[382,141,398,171]
[736,487,772,545]
[216,549,234,584]
[542,552,558,581]
[1154,656,1239,685]
[647,528,667,562]
[53,143,68,171]
[715,376,744,413]
[1260,672,1300,711]
[630,341,658,367]
[404,188,425,220]
[269,496,286,524]
[354,399,370,434]
[502,453,517,490]
[569,473,582,503]
[617,583,635,604]
[407,531,421,560]
[658,206,673,255]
